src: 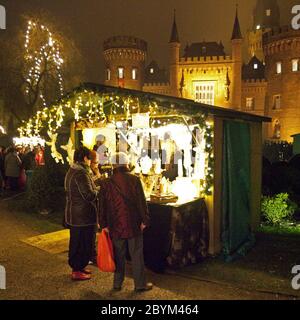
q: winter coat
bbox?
[22,151,36,171]
[5,152,21,178]
[99,166,150,240]
[64,163,98,227]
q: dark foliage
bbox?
[25,146,67,212]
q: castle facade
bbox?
[103,0,300,142]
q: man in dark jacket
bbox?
[99,152,153,292]
[65,146,99,281]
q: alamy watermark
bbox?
[291,265,300,290]
[292,5,300,30]
[0,4,6,30]
[0,265,6,290]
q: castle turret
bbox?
[169,10,180,97]
[253,0,280,30]
[231,7,243,109]
[103,36,147,91]
[263,27,300,141]
[248,0,280,61]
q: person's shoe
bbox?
[71,271,91,281]
[113,286,122,292]
[135,283,153,292]
[81,268,92,275]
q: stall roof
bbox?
[67,83,271,123]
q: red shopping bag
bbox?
[97,231,116,273]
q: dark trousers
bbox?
[68,225,95,272]
[7,177,19,191]
[113,235,146,289]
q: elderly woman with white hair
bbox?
[94,134,109,166]
[98,152,153,292]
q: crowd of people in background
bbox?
[0,144,45,195]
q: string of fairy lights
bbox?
[24,20,64,107]
[17,89,214,195]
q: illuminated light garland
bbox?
[24,20,64,109]
[17,89,214,195]
[13,136,45,147]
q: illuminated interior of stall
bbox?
[17,87,214,197]
[81,113,207,204]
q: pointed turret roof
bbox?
[231,6,243,40]
[169,10,180,43]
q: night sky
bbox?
[1,0,298,83]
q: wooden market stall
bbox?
[18,83,271,270]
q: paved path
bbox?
[0,204,296,300]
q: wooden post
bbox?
[207,116,223,255]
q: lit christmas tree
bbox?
[23,19,64,111]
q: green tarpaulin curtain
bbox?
[222,120,255,261]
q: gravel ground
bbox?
[0,203,297,300]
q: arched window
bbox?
[276,62,282,74]
[106,69,111,81]
[132,68,138,80]
[0,5,6,30]
[118,67,124,79]
[292,59,299,72]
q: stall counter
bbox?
[143,198,209,273]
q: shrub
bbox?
[25,146,67,213]
[261,193,298,225]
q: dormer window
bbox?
[256,25,261,30]
[266,9,271,16]
[150,68,154,74]
[202,46,207,54]
[254,63,258,70]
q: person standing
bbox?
[4,147,21,192]
[22,147,36,190]
[65,146,99,281]
[99,152,153,292]
[95,134,109,166]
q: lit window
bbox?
[106,69,111,81]
[194,82,215,105]
[254,63,258,70]
[118,67,124,79]
[276,62,282,74]
[132,68,138,80]
[256,25,261,30]
[273,95,281,110]
[266,9,271,16]
[292,59,299,72]
[273,120,281,139]
[150,68,154,74]
[246,97,255,110]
